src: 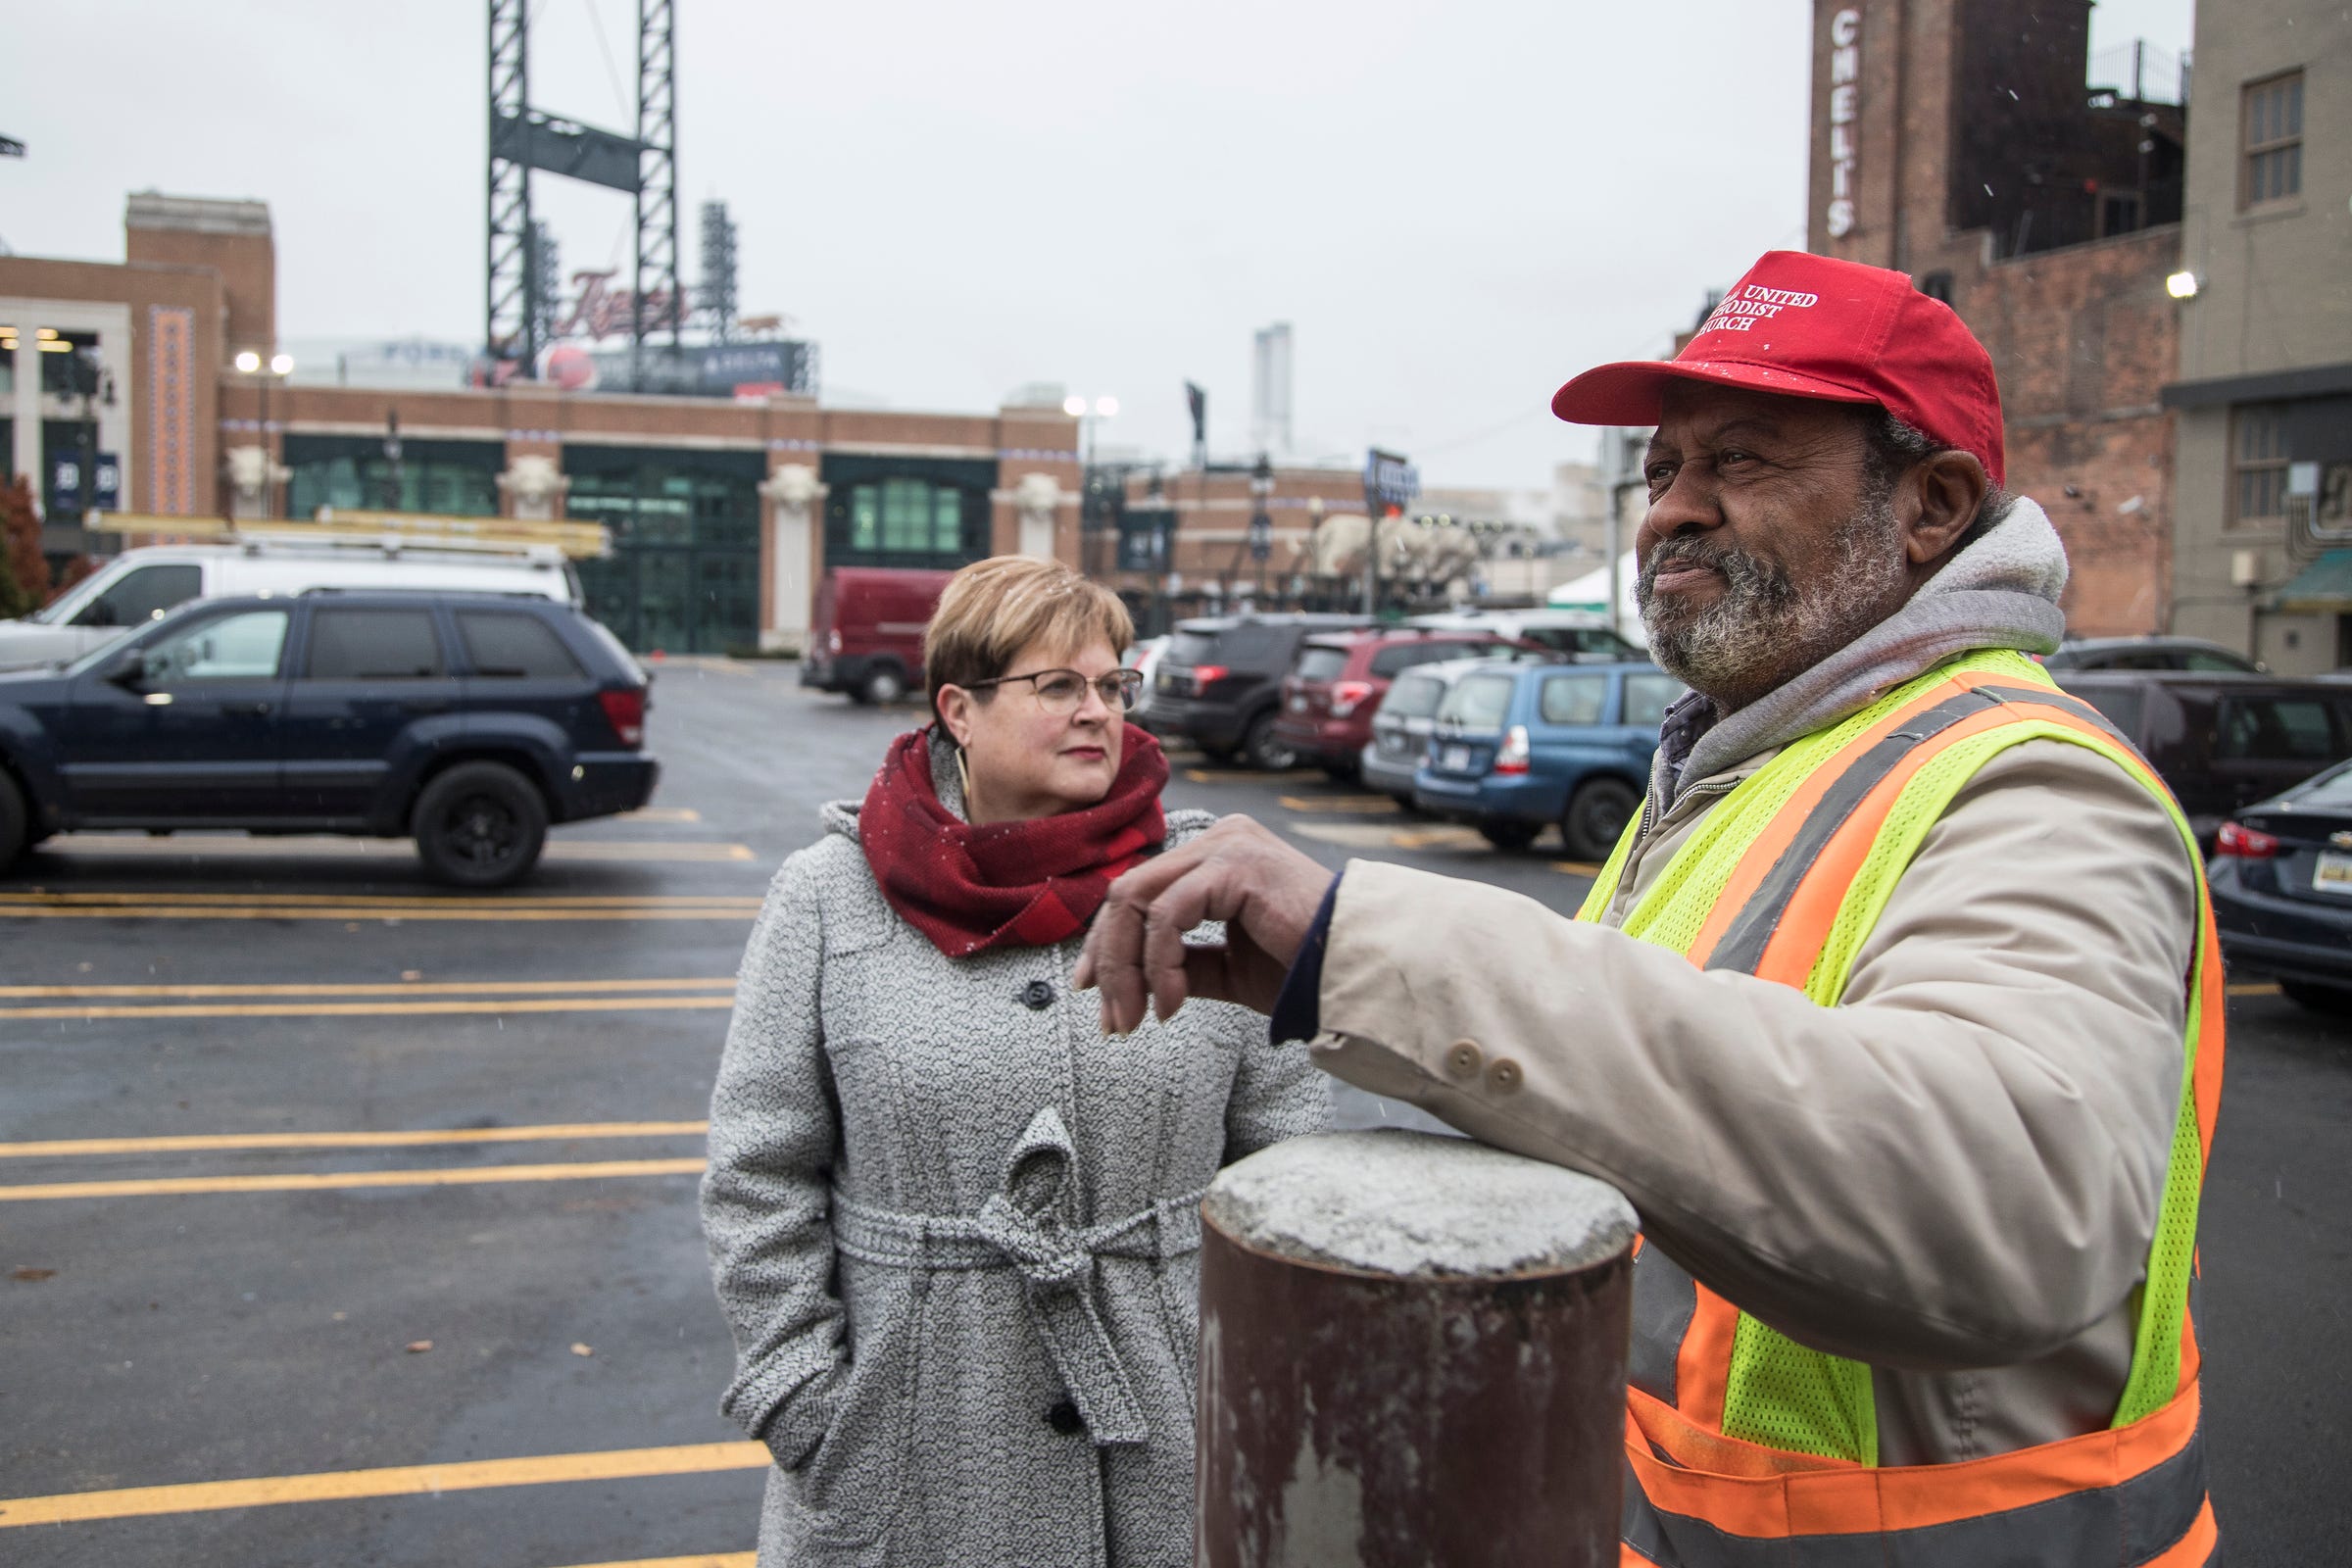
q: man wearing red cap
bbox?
[1078,252,2223,1564]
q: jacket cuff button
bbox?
[1487,1057,1523,1095]
[1045,1398,1085,1435]
[1445,1040,1483,1079]
[1020,980,1055,1009]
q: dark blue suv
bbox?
[0,590,658,887]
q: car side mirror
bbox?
[104,649,147,688]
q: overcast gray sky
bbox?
[6,0,2193,487]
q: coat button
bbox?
[1445,1040,1483,1079]
[1045,1398,1085,1435]
[1487,1057,1524,1095]
[1020,979,1055,1010]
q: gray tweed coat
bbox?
[702,764,1329,1568]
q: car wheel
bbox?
[859,664,907,706]
[1478,820,1542,853]
[0,770,26,872]
[1243,711,1298,772]
[412,761,549,889]
[1200,745,1238,765]
[2279,980,2352,1016]
[1562,776,1642,861]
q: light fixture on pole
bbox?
[2165,270,2201,300]
[236,350,295,517]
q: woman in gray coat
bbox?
[703,557,1328,1568]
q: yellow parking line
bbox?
[1550,860,1604,876]
[0,978,735,1000]
[1388,826,1492,851]
[0,892,757,906]
[0,1121,710,1159]
[0,1441,768,1527]
[1277,795,1399,815]
[551,1557,753,1568]
[32,835,756,864]
[0,996,739,1020]
[0,1157,709,1202]
[0,906,758,923]
[615,806,704,823]
[1183,768,1267,784]
[2225,981,2281,997]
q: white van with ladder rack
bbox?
[0,511,603,672]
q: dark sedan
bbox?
[2209,759,2352,1014]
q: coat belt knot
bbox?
[828,1105,1204,1448]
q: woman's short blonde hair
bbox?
[924,556,1134,721]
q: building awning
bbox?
[2272,550,2352,612]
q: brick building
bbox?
[1102,464,1362,627]
[2163,0,2351,673]
[1807,0,2187,634]
[0,194,1080,655]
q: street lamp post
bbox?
[1248,452,1274,604]
[234,350,295,518]
[1065,394,1117,580]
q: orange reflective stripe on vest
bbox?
[1602,654,2221,1567]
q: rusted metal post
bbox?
[1196,1130,1637,1568]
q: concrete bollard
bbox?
[1196,1130,1639,1568]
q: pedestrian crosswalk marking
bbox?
[0,1121,710,1159]
[0,1442,768,1527]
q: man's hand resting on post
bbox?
[1072,815,1335,1036]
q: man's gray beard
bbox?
[1637,494,1909,709]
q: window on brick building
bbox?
[2241,71,2303,207]
[2230,406,2290,523]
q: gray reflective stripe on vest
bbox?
[1704,680,2132,978]
[1622,1420,2211,1568]
[1628,1248,1698,1405]
[1706,688,2004,975]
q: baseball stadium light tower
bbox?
[485,0,682,385]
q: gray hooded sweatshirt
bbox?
[1302,498,2204,1467]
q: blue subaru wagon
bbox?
[1412,660,1684,859]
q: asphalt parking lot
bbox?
[2,659,2345,1566]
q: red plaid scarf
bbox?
[858,725,1170,957]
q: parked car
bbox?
[2052,671,2352,846]
[0,539,584,673]
[0,590,657,887]
[1273,628,1543,779]
[801,565,955,705]
[1125,635,1168,725]
[2043,636,2266,674]
[1413,661,1685,858]
[1361,657,1496,806]
[2207,759,2352,1014]
[1142,613,1369,769]
[1408,607,1643,661]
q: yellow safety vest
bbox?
[1580,650,2224,1568]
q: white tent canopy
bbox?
[1545,549,1642,630]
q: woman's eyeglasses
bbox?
[964,667,1147,714]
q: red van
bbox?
[801,566,955,704]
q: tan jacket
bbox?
[1312,735,2195,1464]
[1306,498,2201,1468]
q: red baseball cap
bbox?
[1551,251,2006,485]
